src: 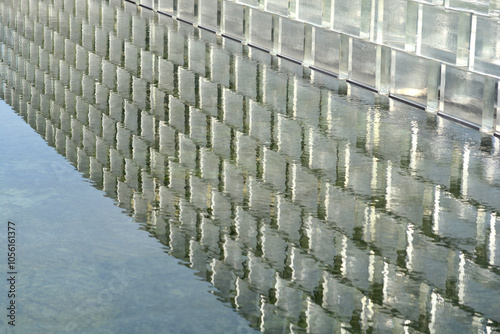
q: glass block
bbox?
[351,39,377,89]
[441,66,496,129]
[158,0,175,14]
[140,0,154,8]
[333,0,371,38]
[376,45,391,94]
[418,6,471,66]
[249,8,273,51]
[265,0,289,16]
[297,0,323,26]
[178,0,197,22]
[280,17,305,62]
[473,16,500,77]
[379,0,412,50]
[446,0,490,14]
[198,0,219,31]
[223,1,245,40]
[391,50,440,110]
[338,31,351,79]
[313,27,340,74]
[237,0,259,7]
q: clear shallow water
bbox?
[0,0,500,333]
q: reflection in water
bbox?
[1,0,500,332]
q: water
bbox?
[0,0,500,333]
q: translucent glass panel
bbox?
[418,6,470,66]
[178,0,197,22]
[333,0,370,38]
[446,0,490,14]
[297,0,323,26]
[312,28,340,74]
[473,16,500,77]
[351,39,377,88]
[379,0,416,50]
[441,66,496,130]
[237,0,259,7]
[280,18,305,62]
[265,0,289,16]
[140,0,154,8]
[391,51,440,110]
[198,0,219,30]
[158,0,175,13]
[249,8,273,50]
[223,1,245,40]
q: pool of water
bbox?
[0,0,500,333]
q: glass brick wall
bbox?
[130,0,500,135]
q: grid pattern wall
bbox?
[128,0,500,135]
[0,0,499,332]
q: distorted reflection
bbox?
[1,0,500,332]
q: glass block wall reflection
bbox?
[129,0,500,135]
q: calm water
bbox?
[0,0,500,333]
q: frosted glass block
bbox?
[441,66,496,129]
[237,0,259,6]
[473,17,500,77]
[391,51,440,110]
[297,0,323,26]
[265,0,289,15]
[418,6,471,66]
[222,1,245,40]
[446,0,489,13]
[379,0,412,50]
[333,0,367,37]
[140,0,154,8]
[178,0,197,22]
[249,8,273,51]
[280,18,305,62]
[158,0,175,14]
[198,0,219,31]
[350,39,377,88]
[313,28,340,74]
